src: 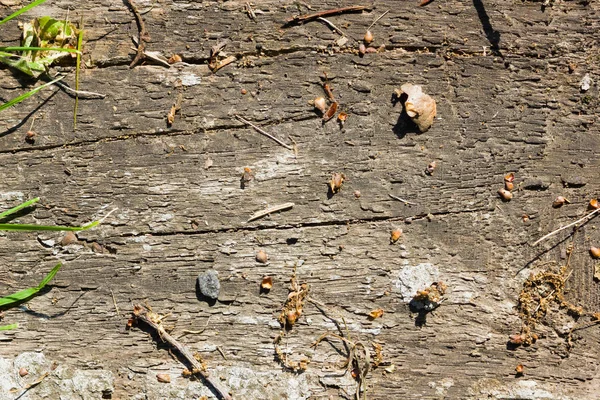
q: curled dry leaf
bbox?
[590,246,600,259]
[168,54,182,64]
[256,250,268,263]
[396,83,437,132]
[329,172,345,194]
[498,188,513,201]
[390,228,402,243]
[156,373,171,383]
[322,102,338,122]
[368,308,384,319]
[314,96,327,113]
[261,276,273,290]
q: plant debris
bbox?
[368,308,384,320]
[411,281,447,311]
[390,228,402,244]
[256,249,268,263]
[329,172,345,194]
[394,83,437,132]
[124,0,150,68]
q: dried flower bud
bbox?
[156,373,171,383]
[314,96,327,113]
[364,30,374,44]
[390,228,402,243]
[552,196,570,208]
[18,367,28,377]
[256,250,268,263]
[590,246,600,259]
[515,364,524,375]
[368,308,384,319]
[498,188,513,201]
[261,276,273,290]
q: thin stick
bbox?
[234,115,293,150]
[389,194,417,206]
[245,2,256,21]
[51,76,106,99]
[110,289,120,317]
[247,202,294,222]
[283,5,370,27]
[317,17,347,36]
[531,208,600,246]
[124,0,149,68]
[367,10,389,31]
[132,304,232,400]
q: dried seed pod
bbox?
[504,172,515,183]
[337,112,349,125]
[168,54,182,64]
[364,30,374,44]
[241,88,247,95]
[156,373,171,383]
[25,130,36,144]
[368,308,384,319]
[322,102,338,122]
[256,250,268,263]
[552,196,570,208]
[261,276,273,290]
[314,96,327,113]
[425,161,436,175]
[18,367,28,377]
[354,190,361,199]
[590,246,600,259]
[390,228,402,243]
[329,172,345,194]
[358,43,366,56]
[504,181,514,191]
[515,364,524,375]
[498,188,513,201]
[396,83,437,132]
[589,198,600,210]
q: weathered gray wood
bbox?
[0,0,599,399]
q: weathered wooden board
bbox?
[0,0,599,399]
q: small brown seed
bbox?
[364,30,374,44]
[589,199,600,210]
[241,88,247,95]
[256,250,268,264]
[498,188,513,201]
[60,231,78,246]
[18,367,28,377]
[353,190,361,199]
[552,196,570,208]
[329,172,345,194]
[504,181,514,191]
[515,364,524,375]
[390,228,402,243]
[156,373,171,383]
[358,43,366,56]
[168,54,182,64]
[261,276,273,290]
[504,172,515,183]
[590,246,600,259]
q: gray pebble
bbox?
[197,269,220,300]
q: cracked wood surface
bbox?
[0,0,599,399]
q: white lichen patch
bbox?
[394,263,440,301]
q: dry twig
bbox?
[124,0,150,68]
[247,202,295,222]
[532,208,600,246]
[283,5,370,27]
[234,115,294,150]
[389,194,417,206]
[131,304,232,400]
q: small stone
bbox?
[561,175,587,188]
[197,269,220,300]
[580,73,592,92]
[60,232,78,246]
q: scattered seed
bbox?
[60,232,78,246]
[168,54,182,64]
[156,373,171,383]
[256,250,268,264]
[368,308,384,320]
[358,43,366,56]
[498,188,513,201]
[425,161,436,175]
[589,199,599,210]
[365,47,377,53]
[354,190,361,199]
[364,30,374,44]
[552,196,570,208]
[504,172,515,183]
[515,364,524,375]
[18,367,28,377]
[261,276,273,290]
[241,88,247,95]
[314,96,327,113]
[329,172,345,194]
[25,130,36,144]
[390,228,402,244]
[505,181,514,191]
[590,247,600,259]
[322,102,338,122]
[337,112,349,124]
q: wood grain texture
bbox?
[0,0,599,399]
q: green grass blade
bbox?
[0,197,40,220]
[0,0,49,26]
[0,75,63,113]
[0,323,18,331]
[0,220,99,232]
[0,46,81,54]
[0,263,62,308]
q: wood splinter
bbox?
[130,304,232,400]
[283,5,371,27]
[247,202,295,222]
[125,0,150,68]
[234,115,294,150]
